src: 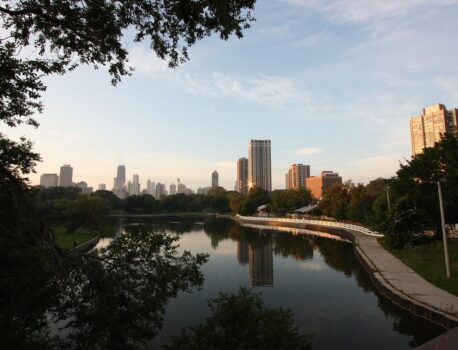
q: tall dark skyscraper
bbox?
[113,164,126,190]
[212,170,219,188]
[248,140,272,192]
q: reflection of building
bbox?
[249,239,273,287]
[59,164,73,187]
[236,157,248,194]
[237,240,249,265]
[40,173,59,188]
[306,171,342,199]
[410,104,458,156]
[212,170,219,188]
[285,163,310,190]
[248,140,271,192]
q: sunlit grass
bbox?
[380,239,458,296]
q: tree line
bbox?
[318,134,458,248]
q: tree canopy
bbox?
[0,0,255,127]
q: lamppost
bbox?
[437,179,451,279]
[386,185,391,212]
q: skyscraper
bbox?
[248,140,271,192]
[285,164,310,190]
[113,164,126,190]
[169,183,176,195]
[59,164,73,187]
[128,174,140,196]
[156,182,166,198]
[146,180,156,196]
[40,173,59,188]
[98,183,106,191]
[236,157,248,194]
[410,104,458,156]
[212,170,219,188]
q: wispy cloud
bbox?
[285,0,458,24]
[128,46,169,74]
[179,72,311,107]
[294,147,325,155]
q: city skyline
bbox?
[8,1,458,189]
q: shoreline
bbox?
[233,215,458,330]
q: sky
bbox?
[5,0,458,191]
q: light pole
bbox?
[437,179,451,279]
[386,185,391,212]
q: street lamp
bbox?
[386,185,391,212]
[437,178,451,279]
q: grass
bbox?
[380,238,458,296]
[52,226,96,251]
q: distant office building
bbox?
[237,240,249,265]
[306,171,342,199]
[249,239,273,287]
[156,182,166,198]
[113,164,126,190]
[76,181,93,195]
[236,157,249,194]
[212,170,219,188]
[178,183,186,194]
[197,186,211,195]
[40,173,59,188]
[285,164,310,190]
[98,183,106,191]
[59,164,73,187]
[248,140,271,192]
[128,174,140,196]
[146,180,156,196]
[169,183,176,195]
[410,104,458,156]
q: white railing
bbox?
[236,215,384,238]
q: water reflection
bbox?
[119,217,444,349]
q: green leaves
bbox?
[164,287,311,350]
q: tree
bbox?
[1,0,256,127]
[239,186,270,216]
[164,288,311,350]
[270,188,312,216]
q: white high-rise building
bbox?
[59,164,73,187]
[248,140,271,192]
[146,180,156,196]
[212,170,219,188]
[98,183,107,191]
[128,174,140,196]
[169,183,176,195]
[156,182,166,198]
[40,173,59,188]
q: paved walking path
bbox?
[350,229,458,329]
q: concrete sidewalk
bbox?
[351,230,458,329]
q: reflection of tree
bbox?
[313,237,372,292]
[203,218,237,248]
[164,288,312,350]
[273,234,313,261]
[1,228,208,349]
[376,296,444,347]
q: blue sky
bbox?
[6,0,458,190]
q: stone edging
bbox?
[67,235,100,257]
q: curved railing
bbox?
[236,215,384,238]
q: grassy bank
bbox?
[52,226,96,251]
[380,239,458,296]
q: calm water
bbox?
[119,217,444,349]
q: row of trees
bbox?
[318,134,458,248]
